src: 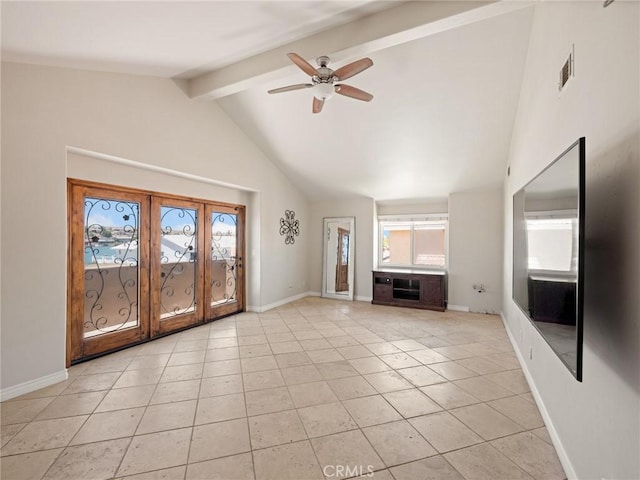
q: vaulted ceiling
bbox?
[2,1,535,202]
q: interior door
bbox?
[68,184,150,362]
[335,227,350,292]
[150,197,205,336]
[205,204,245,318]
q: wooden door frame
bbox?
[204,203,246,319]
[67,178,246,366]
[150,196,206,337]
[67,181,151,364]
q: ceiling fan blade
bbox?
[287,52,319,77]
[312,97,324,114]
[335,84,374,102]
[268,83,313,94]
[333,57,373,81]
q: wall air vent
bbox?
[559,46,574,92]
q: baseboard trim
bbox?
[0,369,69,402]
[248,292,315,313]
[355,295,373,302]
[500,313,577,480]
[248,292,369,312]
[447,304,470,312]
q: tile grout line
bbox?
[113,326,191,479]
[183,322,220,479]
[0,300,560,480]
[237,319,259,480]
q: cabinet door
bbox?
[374,284,393,302]
[373,274,393,302]
[421,275,444,308]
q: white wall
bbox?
[67,151,250,205]
[0,58,3,387]
[257,192,310,310]
[1,62,309,395]
[374,195,503,314]
[448,187,503,313]
[503,3,639,479]
[0,60,3,388]
[310,198,375,301]
[376,199,448,216]
[65,151,261,307]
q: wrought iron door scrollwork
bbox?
[84,198,139,334]
[211,212,237,305]
[159,207,197,318]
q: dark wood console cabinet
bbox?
[528,275,577,325]
[372,270,446,311]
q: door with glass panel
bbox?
[205,204,245,318]
[68,180,246,364]
[150,197,205,336]
[68,184,150,361]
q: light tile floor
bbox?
[0,298,566,480]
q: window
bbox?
[379,215,447,269]
[526,213,578,273]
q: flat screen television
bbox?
[512,137,585,381]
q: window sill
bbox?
[374,267,447,276]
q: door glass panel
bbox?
[159,206,198,319]
[84,197,140,338]
[341,233,350,265]
[211,212,237,306]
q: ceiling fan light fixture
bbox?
[269,53,374,113]
[313,82,334,100]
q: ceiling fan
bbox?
[268,53,374,114]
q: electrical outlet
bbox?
[529,347,533,360]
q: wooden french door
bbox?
[206,204,245,319]
[68,184,151,361]
[151,197,204,336]
[67,180,245,364]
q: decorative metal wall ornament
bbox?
[279,210,300,245]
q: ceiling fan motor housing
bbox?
[313,57,337,100]
[316,56,331,67]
